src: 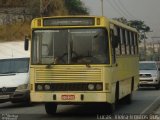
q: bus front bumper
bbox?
[30,92,111,103]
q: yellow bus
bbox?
[25,16,139,114]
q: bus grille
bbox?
[35,67,102,82]
[35,83,103,91]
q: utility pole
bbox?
[143,32,147,60]
[152,41,155,60]
[40,0,43,17]
[101,0,104,16]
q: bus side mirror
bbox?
[24,36,29,51]
[112,36,119,48]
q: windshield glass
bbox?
[32,28,109,65]
[139,63,157,70]
[0,58,29,74]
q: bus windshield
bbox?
[32,28,109,65]
[0,58,29,74]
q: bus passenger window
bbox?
[125,30,130,55]
[120,28,126,55]
[115,27,121,55]
[130,32,134,55]
[127,31,131,54]
[110,29,116,64]
[131,32,135,54]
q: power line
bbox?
[107,0,125,17]
[117,0,138,20]
[112,0,131,18]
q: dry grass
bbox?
[48,0,68,16]
[0,21,31,41]
[0,0,69,41]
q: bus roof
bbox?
[109,18,138,32]
[32,15,138,33]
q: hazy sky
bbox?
[81,0,160,40]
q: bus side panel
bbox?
[114,56,139,100]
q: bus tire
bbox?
[102,103,115,114]
[115,82,119,103]
[107,103,115,114]
[124,93,132,104]
[105,82,119,114]
[45,103,57,115]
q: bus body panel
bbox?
[29,16,139,113]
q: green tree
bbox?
[128,20,151,42]
[128,20,150,32]
[113,17,150,42]
[64,0,89,15]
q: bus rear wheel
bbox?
[101,103,115,114]
[107,103,115,114]
[45,103,57,115]
[124,93,132,104]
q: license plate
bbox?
[0,95,10,99]
[61,95,75,100]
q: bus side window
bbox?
[125,30,130,55]
[115,27,121,55]
[134,33,138,54]
[120,28,126,55]
[129,32,133,55]
[127,31,131,54]
[135,34,139,54]
[131,32,135,54]
[110,29,116,64]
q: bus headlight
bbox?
[37,85,43,91]
[44,84,51,90]
[96,84,103,90]
[88,84,95,90]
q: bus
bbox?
[25,16,139,114]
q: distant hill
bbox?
[0,0,68,41]
[0,0,88,41]
[0,0,27,7]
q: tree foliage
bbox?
[129,20,150,32]
[113,17,151,41]
[64,0,89,15]
[129,20,151,40]
[0,0,88,16]
[0,0,27,7]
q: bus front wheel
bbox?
[124,93,132,104]
[107,103,115,114]
[45,103,57,115]
[101,103,115,114]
